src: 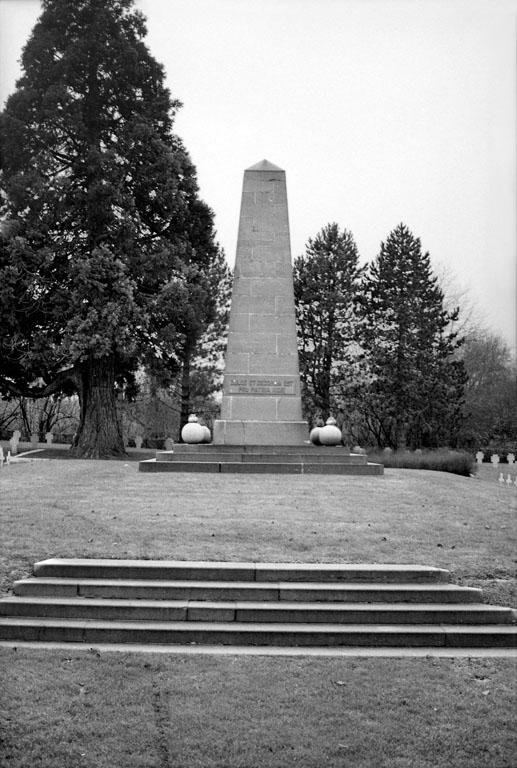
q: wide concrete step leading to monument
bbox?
[0,560,514,649]
[158,454,368,464]
[29,559,451,583]
[9,578,484,603]
[1,617,515,648]
[157,447,368,462]
[1,597,513,625]
[140,460,384,475]
[139,445,384,475]
[162,445,362,454]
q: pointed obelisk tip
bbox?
[246,159,284,172]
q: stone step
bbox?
[13,578,483,603]
[156,451,367,464]
[162,445,362,455]
[0,597,513,625]
[0,617,515,647]
[140,460,383,474]
[31,559,451,584]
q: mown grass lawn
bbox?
[1,458,515,603]
[0,458,516,768]
[1,649,515,768]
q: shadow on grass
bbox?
[16,447,155,462]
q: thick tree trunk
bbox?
[70,355,126,458]
[179,347,192,441]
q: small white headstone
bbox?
[6,450,11,465]
[498,472,504,483]
[475,451,484,464]
[506,474,513,486]
[164,437,174,451]
[491,454,500,467]
[0,446,4,468]
[9,436,18,455]
[507,453,515,465]
[45,432,53,444]
[135,436,143,449]
[30,433,39,445]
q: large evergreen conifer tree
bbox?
[293,223,363,424]
[357,223,465,448]
[0,0,218,457]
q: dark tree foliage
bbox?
[179,246,232,435]
[293,223,363,426]
[0,0,219,457]
[356,224,465,449]
[458,331,517,450]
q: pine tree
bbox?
[179,246,232,434]
[293,223,363,425]
[356,223,465,449]
[0,0,218,457]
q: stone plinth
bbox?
[213,160,308,445]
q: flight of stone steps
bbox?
[139,445,384,475]
[0,559,515,649]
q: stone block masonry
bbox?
[213,160,308,445]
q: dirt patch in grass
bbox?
[1,648,515,768]
[1,459,515,605]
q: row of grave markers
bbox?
[7,430,46,455]
[6,430,146,455]
[498,472,517,487]
[476,451,515,466]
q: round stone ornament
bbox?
[309,427,321,445]
[181,414,205,444]
[319,418,342,446]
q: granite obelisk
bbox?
[213,160,308,445]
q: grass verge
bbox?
[1,649,516,768]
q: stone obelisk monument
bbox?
[213,160,308,445]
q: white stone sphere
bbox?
[181,418,205,444]
[319,424,342,446]
[309,427,321,445]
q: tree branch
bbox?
[1,367,78,399]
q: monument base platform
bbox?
[139,444,384,475]
[213,419,309,446]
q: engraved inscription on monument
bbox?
[227,376,295,396]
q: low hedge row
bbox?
[367,449,475,477]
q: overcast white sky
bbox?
[1,0,516,353]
